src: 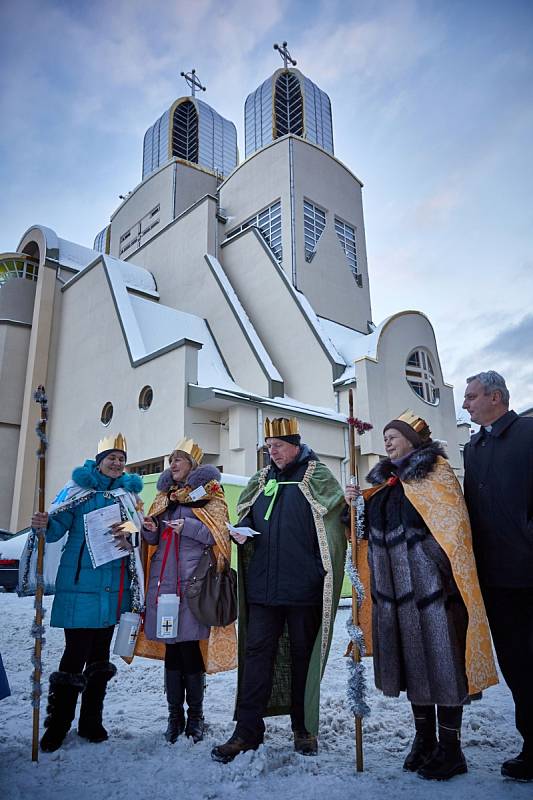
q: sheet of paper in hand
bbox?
[84,504,125,568]
[226,523,261,538]
[189,485,208,501]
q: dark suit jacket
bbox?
[463,410,533,587]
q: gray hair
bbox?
[466,371,510,405]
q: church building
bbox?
[0,46,468,532]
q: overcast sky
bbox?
[1,0,532,415]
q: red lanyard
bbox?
[156,526,181,604]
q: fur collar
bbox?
[156,463,221,492]
[366,441,448,485]
[72,459,143,493]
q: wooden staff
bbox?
[348,388,364,772]
[32,385,48,762]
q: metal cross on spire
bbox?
[273,41,297,69]
[180,68,206,97]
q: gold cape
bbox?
[362,456,498,695]
[132,485,237,674]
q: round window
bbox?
[405,349,439,405]
[101,402,113,426]
[138,385,153,411]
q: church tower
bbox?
[220,44,372,333]
[143,70,238,180]
[94,70,238,259]
[244,43,333,158]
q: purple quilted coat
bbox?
[142,465,219,643]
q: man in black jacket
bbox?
[211,417,346,763]
[463,371,533,782]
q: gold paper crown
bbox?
[264,417,300,439]
[97,432,127,454]
[396,410,431,441]
[172,437,203,465]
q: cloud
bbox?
[482,313,533,359]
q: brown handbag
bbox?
[186,547,237,627]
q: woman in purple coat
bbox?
[142,438,225,744]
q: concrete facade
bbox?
[1,66,468,531]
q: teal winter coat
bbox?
[46,461,143,629]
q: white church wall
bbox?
[219,137,293,278]
[291,138,372,332]
[130,198,277,397]
[0,425,21,529]
[109,162,174,259]
[45,263,196,502]
[354,312,464,471]
[220,228,337,407]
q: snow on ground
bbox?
[0,595,529,800]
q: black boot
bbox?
[40,671,86,753]
[501,741,533,781]
[293,728,318,755]
[164,669,185,743]
[211,727,263,763]
[403,705,437,771]
[184,672,205,743]
[77,661,117,743]
[418,707,467,781]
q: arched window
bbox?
[172,100,199,163]
[274,72,303,138]
[406,349,439,405]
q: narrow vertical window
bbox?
[274,72,303,138]
[172,100,199,163]
[335,217,360,284]
[303,200,326,261]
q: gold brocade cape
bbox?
[133,483,237,674]
[362,456,498,695]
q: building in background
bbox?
[0,48,468,532]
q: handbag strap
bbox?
[156,527,181,604]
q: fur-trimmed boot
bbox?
[77,661,117,743]
[40,671,86,753]
[417,707,467,781]
[164,669,185,743]
[403,704,437,771]
[184,672,205,743]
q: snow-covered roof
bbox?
[205,255,282,385]
[96,256,239,380]
[316,316,366,364]
[189,384,346,424]
[16,225,157,295]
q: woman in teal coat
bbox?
[31,434,143,753]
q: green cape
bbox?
[235,459,346,735]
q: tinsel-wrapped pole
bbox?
[348,388,364,772]
[31,385,48,762]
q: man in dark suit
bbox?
[463,371,533,782]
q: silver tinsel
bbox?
[346,659,371,718]
[344,510,370,719]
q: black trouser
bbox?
[164,641,204,674]
[236,603,322,740]
[58,627,115,673]
[482,587,533,745]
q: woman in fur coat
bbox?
[142,438,229,744]
[345,412,497,781]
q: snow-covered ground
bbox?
[0,595,529,800]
